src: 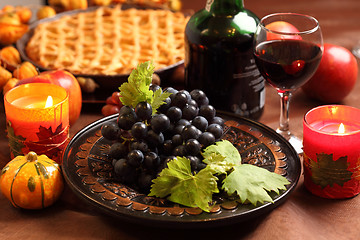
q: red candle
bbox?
[4,83,69,164]
[303,105,360,199]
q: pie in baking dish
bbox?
[25,4,189,75]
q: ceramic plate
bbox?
[62,112,301,228]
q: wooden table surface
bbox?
[1,0,360,239]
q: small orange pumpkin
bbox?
[0,45,21,71]
[36,6,57,20]
[12,61,38,80]
[0,152,64,209]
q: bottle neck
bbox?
[205,0,244,15]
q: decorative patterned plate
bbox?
[62,112,301,228]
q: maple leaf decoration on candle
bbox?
[27,124,68,160]
[309,153,352,188]
[6,121,26,157]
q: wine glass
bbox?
[254,13,323,153]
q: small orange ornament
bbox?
[0,152,64,209]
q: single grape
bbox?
[135,101,152,121]
[114,159,138,184]
[185,139,201,156]
[173,124,186,135]
[179,89,191,102]
[101,104,120,117]
[163,123,175,139]
[158,97,171,113]
[162,139,173,155]
[119,105,136,117]
[172,91,188,108]
[199,104,216,121]
[160,155,176,170]
[164,87,178,95]
[137,173,154,193]
[108,142,128,159]
[197,162,207,171]
[188,155,201,172]
[188,99,198,108]
[192,116,208,132]
[177,119,191,126]
[182,104,198,120]
[114,158,128,176]
[190,89,207,106]
[112,159,118,167]
[127,150,144,168]
[149,84,161,92]
[150,114,170,133]
[210,116,225,127]
[131,122,148,140]
[199,97,209,106]
[181,125,200,141]
[171,134,183,146]
[146,130,164,147]
[166,106,182,122]
[101,123,119,140]
[144,152,161,169]
[207,123,223,139]
[111,91,121,105]
[172,145,187,157]
[130,141,149,153]
[117,113,137,130]
[198,132,216,148]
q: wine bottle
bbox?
[184,0,265,120]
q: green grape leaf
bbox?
[151,88,172,115]
[222,164,290,206]
[202,140,241,166]
[119,61,154,108]
[6,121,27,157]
[310,153,352,188]
[119,61,172,114]
[149,157,219,212]
[203,152,235,175]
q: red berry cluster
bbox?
[101,92,123,116]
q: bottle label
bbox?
[205,0,214,12]
[231,59,265,117]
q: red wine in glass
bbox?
[254,40,322,92]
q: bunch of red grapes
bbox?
[101,91,123,116]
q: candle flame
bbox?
[45,96,53,108]
[338,123,345,134]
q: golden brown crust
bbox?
[26,5,189,75]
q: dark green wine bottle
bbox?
[184,0,265,120]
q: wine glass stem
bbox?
[277,91,292,137]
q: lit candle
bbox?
[4,83,69,164]
[303,105,360,199]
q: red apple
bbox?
[15,70,82,125]
[265,21,302,40]
[301,43,358,103]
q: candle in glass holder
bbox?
[303,105,360,199]
[4,83,69,164]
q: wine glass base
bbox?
[276,129,303,154]
[352,46,360,59]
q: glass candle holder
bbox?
[303,105,360,199]
[4,83,69,164]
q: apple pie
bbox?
[25,4,189,75]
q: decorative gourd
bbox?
[12,61,38,80]
[0,46,21,71]
[0,152,64,209]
